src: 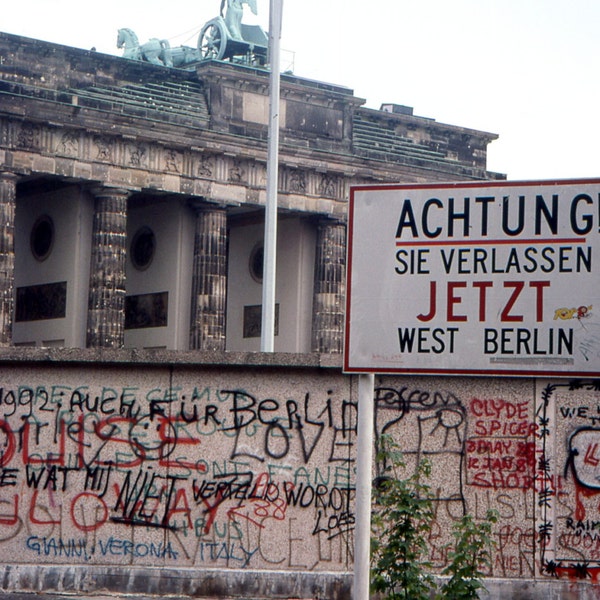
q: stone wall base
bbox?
[0,565,351,599]
[2,566,600,600]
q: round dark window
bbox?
[131,226,156,271]
[249,242,264,283]
[30,215,54,261]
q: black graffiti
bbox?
[25,465,73,491]
[312,509,355,540]
[84,464,113,498]
[111,469,188,531]
[191,473,353,513]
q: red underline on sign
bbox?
[395,237,586,247]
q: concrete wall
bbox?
[0,350,597,599]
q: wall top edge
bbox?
[0,347,344,369]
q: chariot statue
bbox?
[117,0,268,69]
[199,0,267,64]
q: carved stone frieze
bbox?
[127,142,148,168]
[16,123,41,150]
[56,130,79,157]
[318,173,338,198]
[1,117,348,213]
[164,148,182,173]
[197,153,214,178]
[288,169,307,193]
[228,158,245,183]
[93,134,114,162]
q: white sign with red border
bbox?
[344,179,600,376]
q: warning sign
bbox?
[344,179,600,376]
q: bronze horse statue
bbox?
[117,28,173,66]
[117,28,201,68]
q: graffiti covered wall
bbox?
[0,355,597,597]
[536,380,600,581]
[375,376,538,580]
[0,363,357,573]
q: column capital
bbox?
[0,170,19,183]
[88,185,132,199]
[316,217,346,228]
[187,198,233,213]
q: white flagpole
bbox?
[261,0,283,352]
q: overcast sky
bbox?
[3,0,599,180]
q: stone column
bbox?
[0,172,16,347]
[189,206,228,351]
[86,187,129,348]
[312,220,346,354]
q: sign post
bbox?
[353,372,374,600]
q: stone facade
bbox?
[0,30,501,353]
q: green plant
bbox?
[370,434,435,600]
[371,434,497,600]
[438,509,498,600]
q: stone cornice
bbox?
[0,345,344,369]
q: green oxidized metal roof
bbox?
[352,114,448,163]
[69,80,210,127]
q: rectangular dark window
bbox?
[15,281,67,322]
[243,304,279,338]
[125,292,168,329]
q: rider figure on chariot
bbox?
[220,0,257,40]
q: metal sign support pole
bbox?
[261,0,283,352]
[353,372,375,599]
